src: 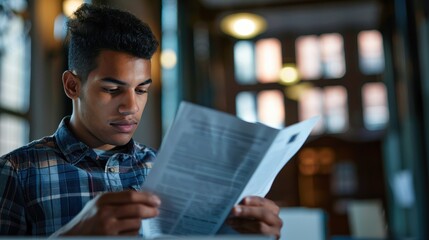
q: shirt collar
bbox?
[55,116,136,164]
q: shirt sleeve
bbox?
[0,157,28,235]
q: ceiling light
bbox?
[161,49,177,69]
[63,0,84,18]
[279,64,300,85]
[220,13,267,39]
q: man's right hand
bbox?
[51,191,161,236]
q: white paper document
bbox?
[141,101,319,238]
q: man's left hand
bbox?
[226,196,282,239]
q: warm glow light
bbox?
[285,82,313,101]
[220,13,266,39]
[233,19,256,37]
[279,64,299,85]
[63,0,84,18]
[160,49,177,69]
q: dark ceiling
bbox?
[198,0,384,35]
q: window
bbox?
[358,30,384,75]
[236,91,257,123]
[298,86,348,134]
[296,33,345,80]
[0,1,31,155]
[257,90,285,129]
[362,82,389,130]
[0,15,31,112]
[0,114,29,155]
[232,30,386,134]
[324,86,348,133]
[235,90,285,129]
[255,38,282,83]
[298,87,324,133]
[296,35,321,80]
[234,41,256,84]
[320,33,346,79]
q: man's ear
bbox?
[62,70,81,99]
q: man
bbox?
[0,3,282,238]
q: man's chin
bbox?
[109,135,133,146]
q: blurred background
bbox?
[0,0,428,239]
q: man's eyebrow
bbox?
[101,78,152,86]
[139,79,152,86]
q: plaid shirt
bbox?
[0,117,156,236]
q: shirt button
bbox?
[108,167,117,173]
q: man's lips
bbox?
[110,120,138,133]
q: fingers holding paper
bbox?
[52,191,161,236]
[226,196,282,239]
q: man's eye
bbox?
[136,89,148,95]
[103,88,120,93]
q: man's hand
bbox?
[226,196,282,239]
[51,191,161,236]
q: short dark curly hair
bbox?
[66,3,159,81]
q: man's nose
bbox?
[118,90,139,115]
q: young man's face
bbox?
[70,50,152,150]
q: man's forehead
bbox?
[97,49,150,61]
[93,50,151,71]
